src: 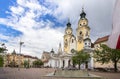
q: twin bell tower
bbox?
[64,8,91,53]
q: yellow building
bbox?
[64,8,91,53]
[6,50,24,67]
[5,50,38,67]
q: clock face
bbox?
[71,49,75,53]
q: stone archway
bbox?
[68,60,71,67]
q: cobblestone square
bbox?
[0,68,120,79]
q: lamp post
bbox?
[18,41,24,70]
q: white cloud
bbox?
[47,0,115,42]
[10,6,25,15]
[0,0,64,58]
[0,0,116,58]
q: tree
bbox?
[33,60,43,68]
[94,44,120,72]
[0,55,4,67]
[0,44,7,67]
[0,43,7,53]
[24,60,29,68]
[72,50,90,69]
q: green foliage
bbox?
[94,44,120,72]
[0,43,7,53]
[0,45,7,67]
[0,47,6,53]
[24,60,29,68]
[72,50,90,69]
[0,55,4,67]
[33,59,43,68]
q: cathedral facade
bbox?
[64,8,91,54]
[41,8,93,69]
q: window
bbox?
[89,43,90,45]
[72,39,74,43]
[65,39,67,42]
[80,31,82,35]
[65,39,68,47]
[86,31,88,36]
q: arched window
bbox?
[63,60,65,68]
[72,39,74,43]
[68,60,71,67]
[80,31,82,35]
[65,39,67,42]
[65,39,68,47]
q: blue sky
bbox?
[0,0,22,41]
[0,0,116,58]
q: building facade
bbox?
[64,8,90,53]
[41,8,94,69]
[5,50,38,67]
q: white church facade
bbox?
[41,8,94,69]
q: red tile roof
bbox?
[24,55,38,59]
[94,35,109,44]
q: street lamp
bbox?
[18,41,24,70]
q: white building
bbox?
[41,43,94,69]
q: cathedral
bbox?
[64,8,91,53]
[41,8,94,69]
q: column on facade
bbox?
[56,59,59,68]
[59,59,63,68]
[86,53,93,69]
[89,53,94,69]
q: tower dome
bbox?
[65,19,73,35]
[80,8,86,18]
[66,19,71,27]
[50,48,54,53]
[78,8,89,27]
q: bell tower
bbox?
[64,19,73,53]
[76,8,90,51]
